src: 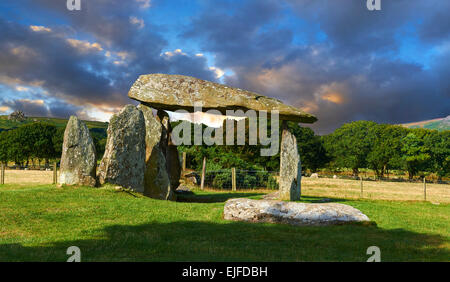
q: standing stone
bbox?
[279,121,301,201]
[138,104,175,200]
[59,116,97,187]
[98,105,146,192]
[157,110,181,191]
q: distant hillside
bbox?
[0,115,108,136]
[401,115,450,131]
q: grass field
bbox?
[4,170,450,203]
[0,183,449,262]
[302,178,450,203]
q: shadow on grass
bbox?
[1,220,448,262]
[176,191,349,204]
[176,191,265,203]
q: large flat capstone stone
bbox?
[224,198,370,226]
[128,74,317,123]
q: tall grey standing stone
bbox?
[279,121,301,201]
[59,116,97,187]
[98,105,146,192]
[157,110,181,191]
[138,104,175,200]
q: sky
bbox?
[0,0,448,134]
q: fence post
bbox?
[360,176,363,198]
[182,152,186,172]
[232,167,236,192]
[423,177,427,201]
[53,162,57,184]
[200,157,206,190]
[1,163,4,185]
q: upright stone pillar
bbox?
[138,104,175,200]
[59,116,97,187]
[98,105,146,192]
[279,121,301,201]
[157,111,181,192]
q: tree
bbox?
[366,124,408,178]
[424,130,450,180]
[287,122,330,172]
[324,121,377,176]
[53,127,65,158]
[0,131,9,164]
[401,132,430,180]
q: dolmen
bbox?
[60,73,319,201]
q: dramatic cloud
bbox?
[1,98,81,118]
[0,0,217,120]
[183,0,450,133]
[0,0,448,132]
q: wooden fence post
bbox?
[53,162,57,184]
[360,176,363,198]
[200,157,206,190]
[423,177,427,201]
[1,163,4,185]
[232,167,236,192]
[182,152,186,172]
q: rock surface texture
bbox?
[128,74,317,123]
[98,105,146,192]
[59,116,97,186]
[138,104,175,200]
[279,122,301,201]
[224,198,370,226]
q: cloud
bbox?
[30,25,52,32]
[209,67,225,79]
[129,16,145,29]
[136,0,151,9]
[0,1,218,121]
[183,0,450,134]
[1,0,448,133]
[66,38,103,53]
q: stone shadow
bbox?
[175,191,265,203]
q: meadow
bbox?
[0,173,449,262]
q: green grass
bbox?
[0,184,449,262]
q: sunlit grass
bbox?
[0,184,448,262]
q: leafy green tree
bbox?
[53,127,65,158]
[0,131,9,164]
[366,124,408,178]
[424,130,450,180]
[287,122,330,172]
[401,132,430,179]
[324,121,377,176]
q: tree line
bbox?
[179,120,449,181]
[322,121,449,180]
[0,119,448,181]
[0,122,106,168]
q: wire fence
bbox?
[197,169,279,190]
[0,163,58,185]
[306,173,450,185]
